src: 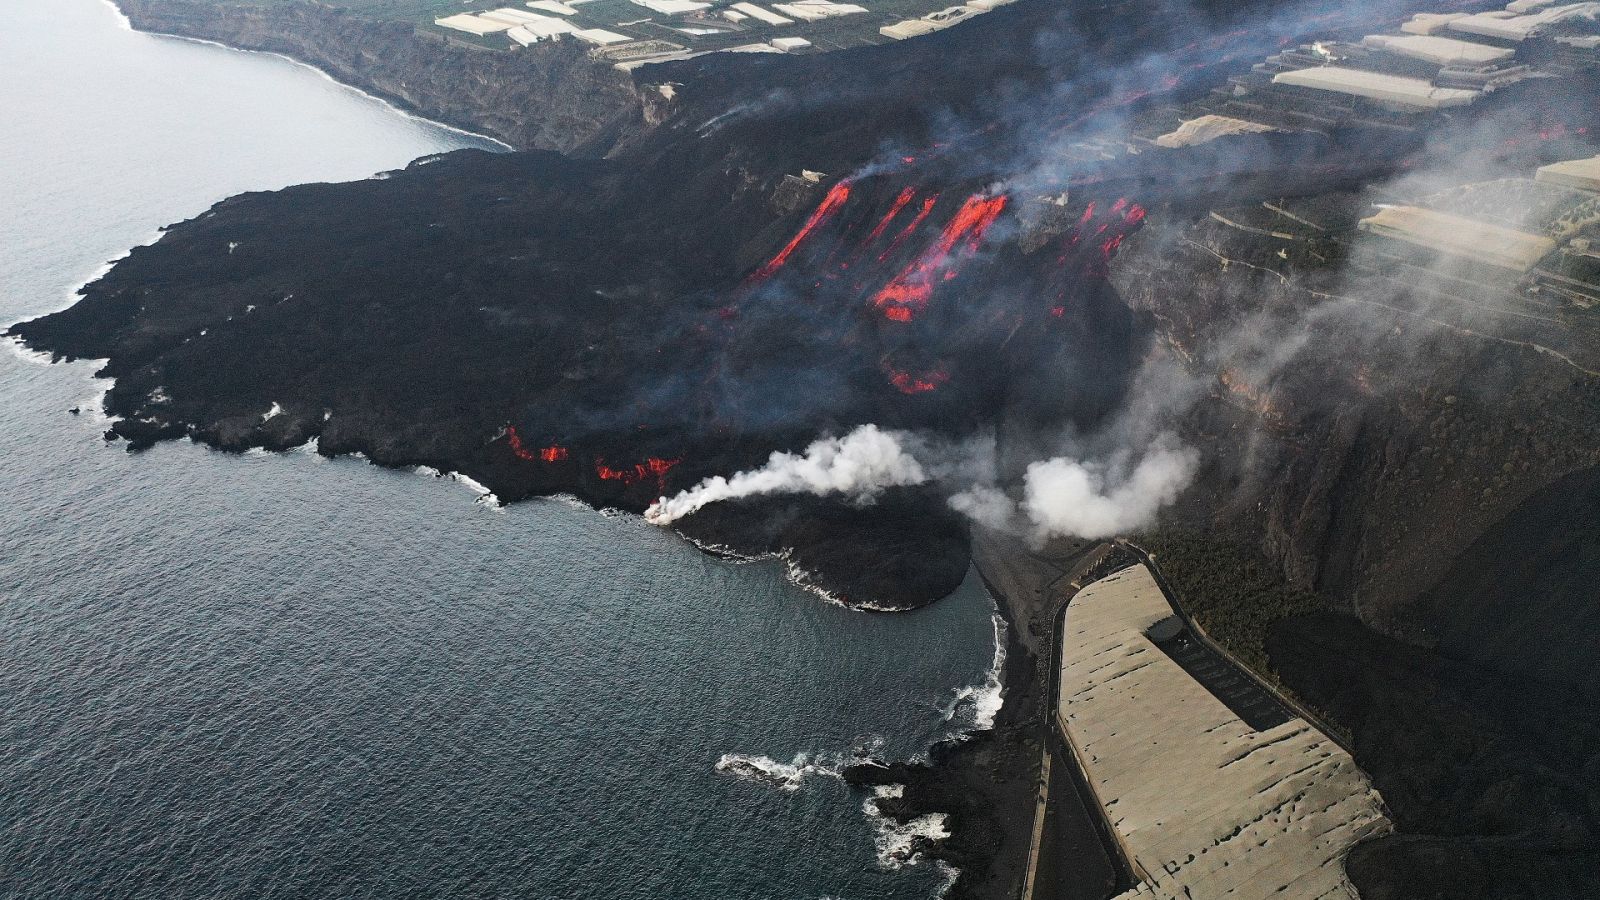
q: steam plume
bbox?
[645,424,928,524]
[1019,436,1199,540]
[647,422,1197,540]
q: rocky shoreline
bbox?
[111,0,651,153]
[843,577,1052,900]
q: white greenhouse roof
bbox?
[1272,67,1480,109]
[1359,206,1556,271]
[1361,33,1516,65]
[1535,155,1600,192]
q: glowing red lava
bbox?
[887,367,950,394]
[863,187,918,246]
[878,195,940,262]
[872,193,1008,321]
[595,456,681,489]
[1046,197,1148,317]
[508,426,570,463]
[751,180,853,281]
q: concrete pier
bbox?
[1056,565,1390,899]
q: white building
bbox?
[526,0,579,13]
[434,13,515,35]
[1361,33,1516,66]
[772,0,866,20]
[1536,155,1600,193]
[573,27,632,45]
[880,19,936,39]
[1272,67,1480,110]
[729,3,794,25]
[630,0,712,14]
[1449,2,1600,41]
[1359,206,1557,271]
[1401,12,1469,34]
[1154,115,1278,148]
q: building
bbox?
[1358,206,1557,271]
[1536,155,1600,193]
[573,27,631,45]
[434,13,515,35]
[1360,33,1516,66]
[1272,67,1480,110]
[729,3,794,25]
[1448,2,1600,41]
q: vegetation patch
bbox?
[1137,532,1329,685]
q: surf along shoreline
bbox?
[74,5,1114,897]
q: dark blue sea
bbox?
[0,3,1002,897]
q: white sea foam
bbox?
[100,0,132,30]
[540,492,594,511]
[2,335,55,367]
[942,611,1007,734]
[291,437,326,459]
[714,737,886,793]
[780,552,916,613]
[714,752,844,792]
[862,784,950,870]
[75,382,114,426]
[450,472,503,508]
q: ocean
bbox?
[0,2,1001,898]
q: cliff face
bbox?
[115,0,647,153]
[1110,189,1600,637]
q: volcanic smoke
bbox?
[645,423,1197,542]
[644,424,927,524]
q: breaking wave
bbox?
[714,738,885,793]
[714,752,845,792]
[862,784,950,870]
[941,611,1006,734]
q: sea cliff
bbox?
[114,0,649,153]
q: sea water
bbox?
[0,3,999,898]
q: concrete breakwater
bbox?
[1057,565,1390,899]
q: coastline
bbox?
[844,538,1127,900]
[105,0,648,153]
[98,0,514,151]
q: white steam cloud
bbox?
[645,424,928,524]
[647,423,1197,541]
[1019,435,1198,539]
